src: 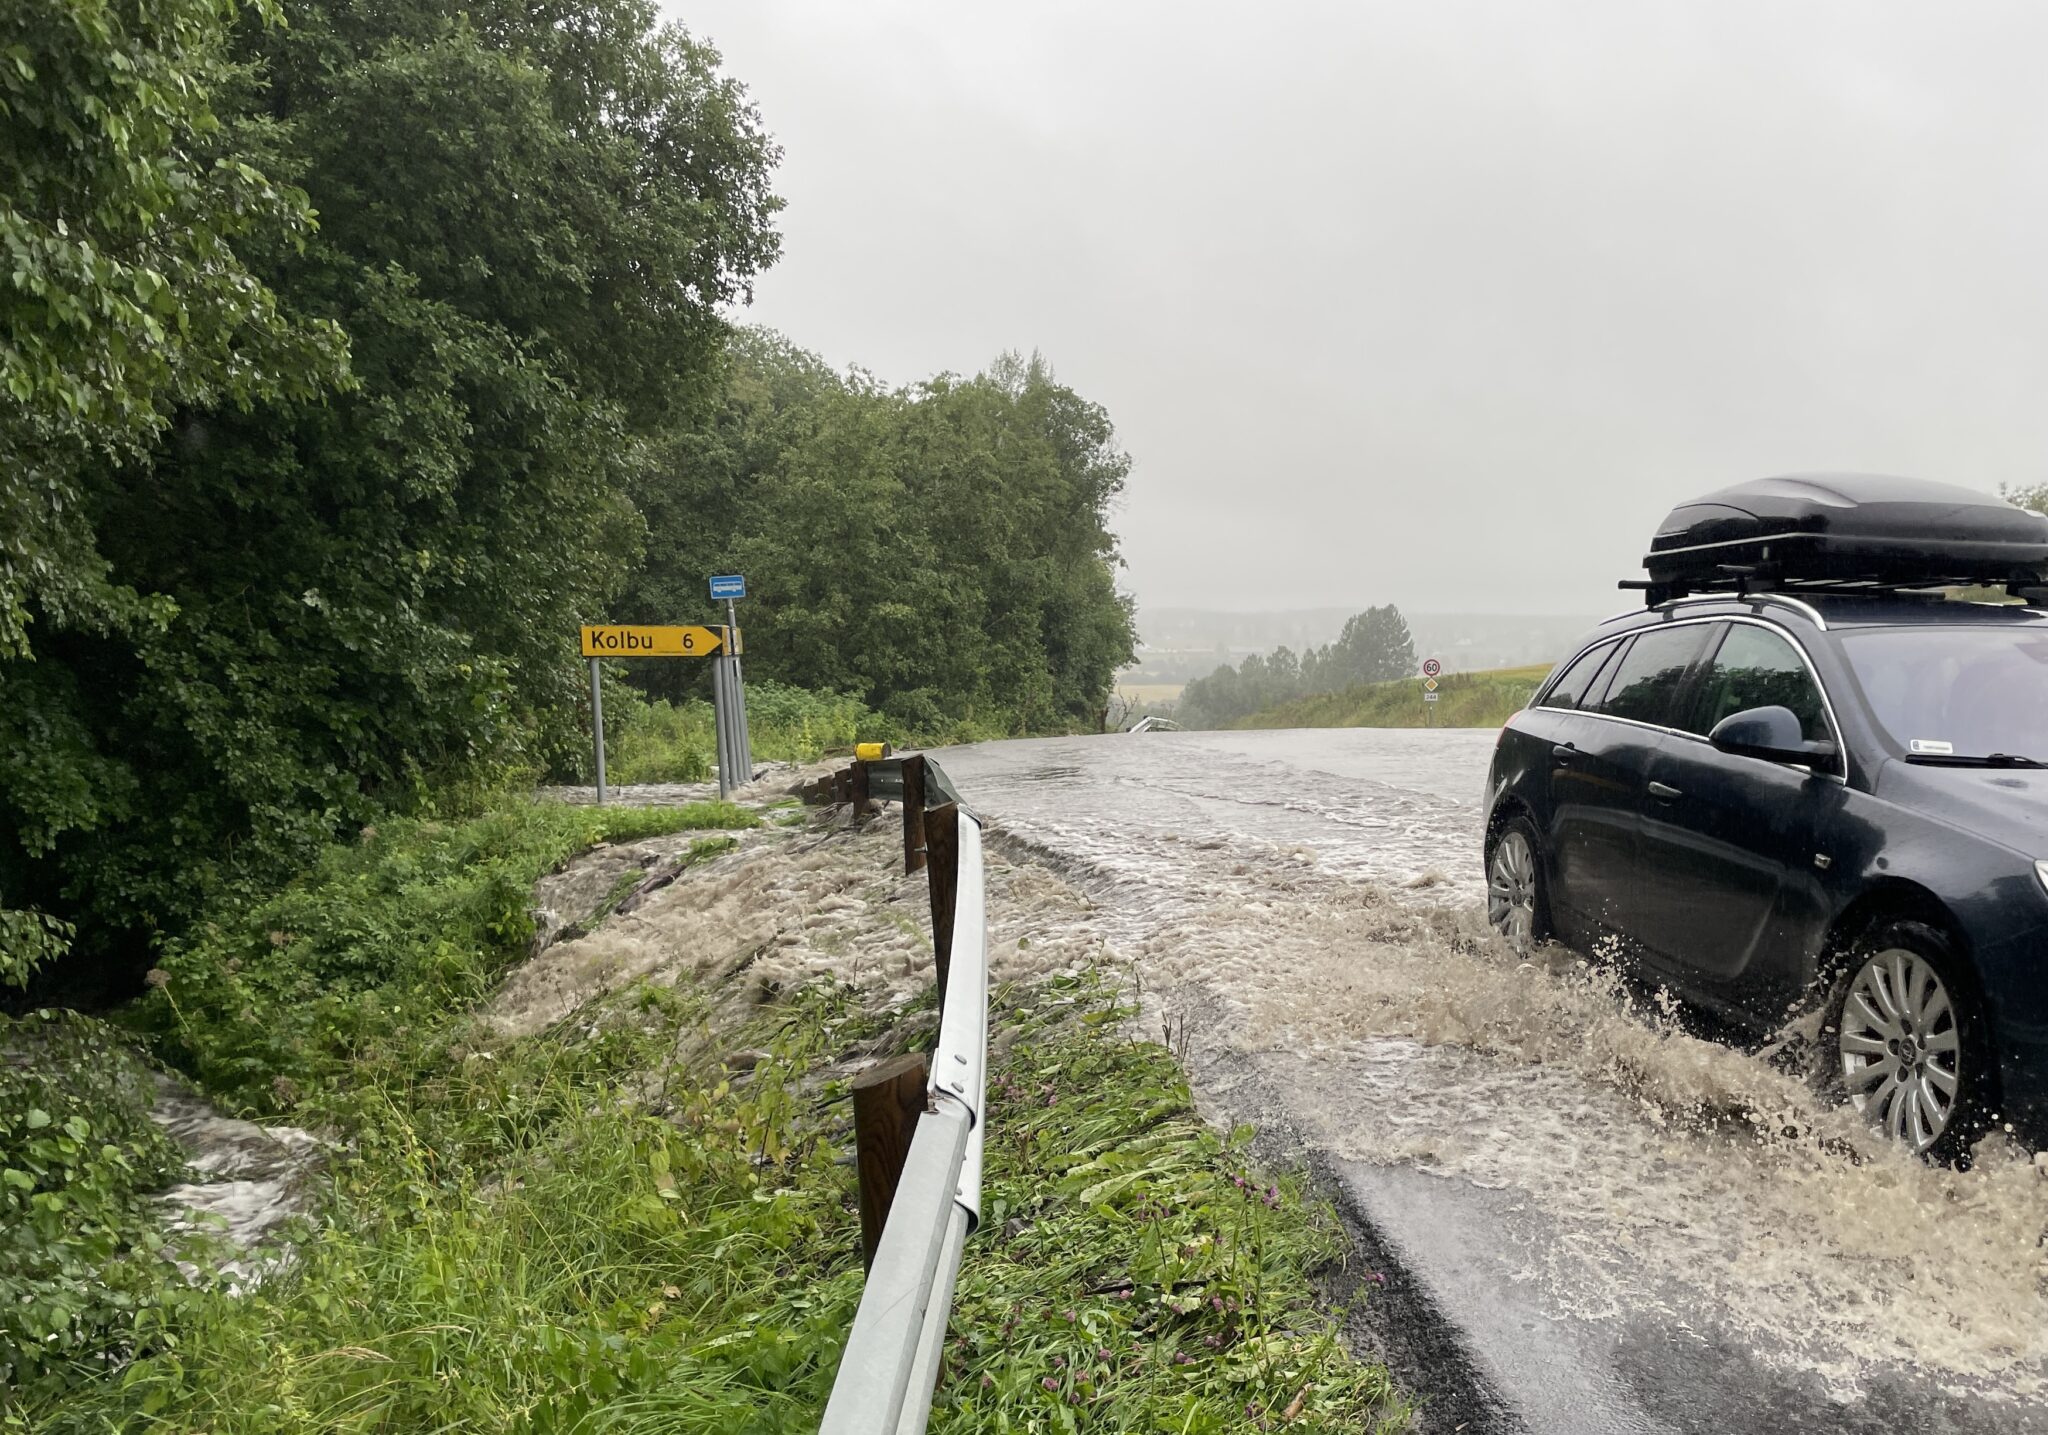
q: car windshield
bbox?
[1837,624,2048,761]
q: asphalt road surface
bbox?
[936,728,2048,1435]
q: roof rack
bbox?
[1617,571,2046,608]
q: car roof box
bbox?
[1641,474,2048,597]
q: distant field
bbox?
[1232,663,1554,730]
[1116,682,1185,704]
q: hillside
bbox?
[1232,664,1553,729]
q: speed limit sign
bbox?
[1421,657,1442,678]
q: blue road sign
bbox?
[710,574,746,601]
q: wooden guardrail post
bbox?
[851,1052,928,1273]
[901,756,928,873]
[925,802,959,1004]
[850,759,872,820]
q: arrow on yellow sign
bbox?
[580,624,724,658]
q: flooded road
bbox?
[936,728,2048,1434]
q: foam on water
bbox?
[936,731,2048,1401]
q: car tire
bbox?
[1820,919,1994,1163]
[1486,816,1549,956]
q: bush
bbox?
[609,682,888,784]
[0,1012,196,1406]
[32,986,867,1434]
[136,801,755,1115]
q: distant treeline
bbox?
[1176,605,1416,728]
[617,330,1135,739]
[0,1,1133,993]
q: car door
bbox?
[1631,621,1843,1002]
[1547,624,1715,949]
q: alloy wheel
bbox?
[1838,948,1963,1154]
[1487,829,1538,955]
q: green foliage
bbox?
[36,986,865,1433]
[617,337,1137,737]
[938,977,1405,1430]
[1,0,782,991]
[0,910,71,991]
[609,681,885,783]
[0,0,352,987]
[1179,605,1418,728]
[1234,664,1552,730]
[34,963,1402,1431]
[0,1011,196,1406]
[137,800,754,1114]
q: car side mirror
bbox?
[1708,705,1837,768]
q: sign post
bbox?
[589,657,607,805]
[1421,657,1442,724]
[579,624,728,804]
[708,577,750,799]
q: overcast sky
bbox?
[670,1,2048,616]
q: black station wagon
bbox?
[1483,475,2048,1158]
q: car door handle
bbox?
[1551,743,1577,765]
[1647,781,1683,801]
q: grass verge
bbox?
[133,800,755,1116]
[609,682,885,783]
[941,979,1408,1431]
[1235,663,1551,729]
[18,817,1405,1431]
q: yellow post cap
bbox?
[854,741,892,761]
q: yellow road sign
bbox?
[580,624,724,658]
[1424,676,1439,692]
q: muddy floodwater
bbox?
[936,727,2048,1435]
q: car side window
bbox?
[1687,623,1830,744]
[1540,640,1619,711]
[1588,626,1712,726]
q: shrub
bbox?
[135,801,754,1114]
[609,682,889,784]
[0,1012,196,1406]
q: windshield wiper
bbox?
[1904,751,2047,768]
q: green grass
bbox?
[938,979,1407,1432]
[133,800,756,1116]
[610,683,885,783]
[28,974,1403,1433]
[34,983,865,1434]
[17,801,1406,1430]
[1234,663,1553,730]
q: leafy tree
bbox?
[622,337,1136,735]
[0,0,347,651]
[2,1,781,993]
[1,0,349,986]
[1317,604,1417,688]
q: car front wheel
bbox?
[1825,920,1991,1161]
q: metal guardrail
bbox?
[813,752,986,1434]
